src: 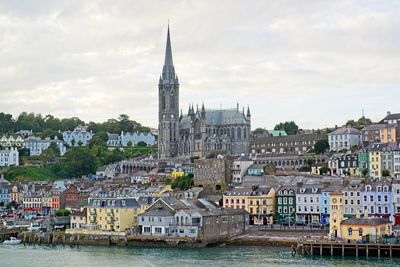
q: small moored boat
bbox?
[3,237,22,245]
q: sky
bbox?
[0,0,399,130]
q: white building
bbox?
[296,185,322,224]
[231,156,253,183]
[63,125,93,147]
[0,148,19,167]
[392,178,400,223]
[328,127,361,151]
[24,137,66,156]
[107,131,156,147]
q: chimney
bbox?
[387,111,391,116]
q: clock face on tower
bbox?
[332,198,337,203]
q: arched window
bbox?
[348,228,353,236]
[162,93,166,110]
[358,228,363,237]
[237,127,241,140]
[244,127,247,139]
[231,128,234,139]
[170,93,175,109]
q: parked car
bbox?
[309,222,324,229]
[295,220,306,226]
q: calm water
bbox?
[0,244,399,267]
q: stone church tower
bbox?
[158,26,179,160]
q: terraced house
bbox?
[360,182,393,221]
[296,185,322,224]
[87,198,140,232]
[275,186,296,225]
[223,186,275,225]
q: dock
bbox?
[296,241,400,258]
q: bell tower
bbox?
[158,25,179,160]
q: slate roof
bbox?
[366,142,399,152]
[107,133,119,141]
[382,112,400,122]
[361,124,386,131]
[328,127,361,135]
[180,108,248,129]
[341,217,391,226]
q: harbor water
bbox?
[0,244,400,267]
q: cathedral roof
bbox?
[180,108,248,129]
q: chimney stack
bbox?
[387,111,391,116]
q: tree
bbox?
[345,120,357,128]
[127,141,133,147]
[137,141,147,147]
[319,166,331,175]
[314,139,330,154]
[274,121,299,135]
[41,147,57,164]
[252,128,266,135]
[171,174,194,190]
[361,168,368,177]
[382,170,390,178]
[0,202,4,207]
[63,147,97,178]
[55,209,71,217]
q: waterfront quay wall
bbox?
[297,241,400,258]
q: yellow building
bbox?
[329,192,344,239]
[223,186,275,225]
[87,198,140,232]
[171,171,184,179]
[381,124,397,143]
[329,192,392,241]
[340,215,392,241]
[369,149,382,179]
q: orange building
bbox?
[381,124,398,143]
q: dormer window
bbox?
[365,185,372,192]
[383,186,388,192]
[300,188,305,193]
[278,190,282,195]
[377,186,382,192]
[312,188,318,193]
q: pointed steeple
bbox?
[201,103,206,119]
[246,105,251,118]
[162,24,175,80]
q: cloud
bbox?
[0,0,399,130]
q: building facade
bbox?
[0,148,19,167]
[328,127,361,151]
[63,125,93,147]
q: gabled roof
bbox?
[328,127,360,135]
[341,217,391,226]
[382,112,400,122]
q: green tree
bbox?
[319,166,331,175]
[382,170,390,177]
[55,209,71,217]
[314,139,330,154]
[41,147,57,164]
[274,121,299,135]
[0,202,4,207]
[252,128,266,135]
[89,131,107,148]
[127,141,133,147]
[171,174,194,191]
[137,141,147,147]
[361,168,368,177]
[63,147,97,178]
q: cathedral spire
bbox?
[164,24,173,67]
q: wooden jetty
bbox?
[296,241,400,258]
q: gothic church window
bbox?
[237,127,241,140]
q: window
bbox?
[155,227,162,234]
[144,227,151,233]
[358,228,363,237]
[348,228,353,236]
[278,198,282,205]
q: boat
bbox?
[3,237,22,245]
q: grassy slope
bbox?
[4,165,60,182]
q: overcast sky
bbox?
[1,0,399,130]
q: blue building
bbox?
[247,164,265,176]
[0,184,11,205]
[321,184,344,225]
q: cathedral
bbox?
[158,26,251,160]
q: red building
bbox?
[52,195,60,209]
[60,185,88,210]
